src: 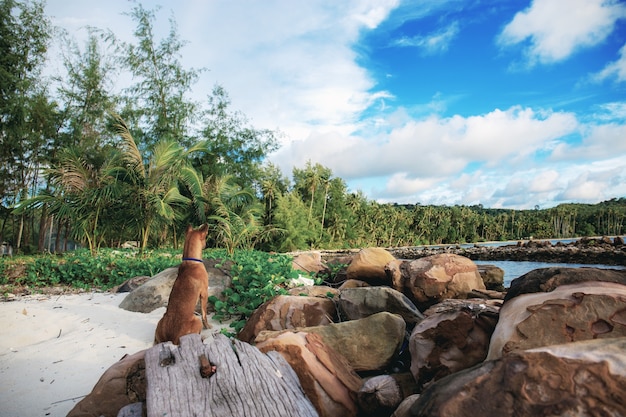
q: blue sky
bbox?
[45,0,626,209]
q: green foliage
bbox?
[3,249,180,289]
[206,249,302,333]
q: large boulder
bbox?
[408,337,626,417]
[67,350,146,417]
[387,254,486,310]
[338,286,424,324]
[119,267,177,313]
[488,281,626,360]
[118,260,232,313]
[291,251,329,274]
[505,266,626,301]
[475,264,505,291]
[237,295,337,344]
[256,331,362,417]
[256,312,406,372]
[345,248,396,285]
[409,299,499,389]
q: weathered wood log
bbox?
[145,333,318,417]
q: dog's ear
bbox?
[199,223,209,234]
[186,224,193,234]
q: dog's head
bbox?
[184,224,209,253]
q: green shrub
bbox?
[207,249,309,333]
[8,249,180,289]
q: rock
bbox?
[346,247,396,285]
[338,286,424,324]
[389,237,626,265]
[292,251,329,274]
[475,264,504,291]
[287,285,340,298]
[390,394,420,417]
[256,331,362,417]
[409,299,499,389]
[237,295,337,344]
[67,350,146,417]
[487,281,626,360]
[504,266,626,302]
[119,267,177,313]
[408,337,626,417]
[358,373,418,417]
[111,276,150,293]
[118,261,232,313]
[255,312,406,372]
[357,375,403,416]
[338,279,371,289]
[388,254,486,310]
[467,288,505,300]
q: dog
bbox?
[155,224,211,345]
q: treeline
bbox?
[1,1,624,256]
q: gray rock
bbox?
[119,267,178,313]
[338,286,424,324]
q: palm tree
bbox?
[204,175,274,255]
[15,146,124,255]
[113,115,206,250]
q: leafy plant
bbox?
[206,249,305,333]
[4,249,181,290]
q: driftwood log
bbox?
[145,333,318,417]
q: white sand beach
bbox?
[0,292,228,417]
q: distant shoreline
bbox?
[388,236,626,266]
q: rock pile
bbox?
[390,235,626,265]
[78,248,626,417]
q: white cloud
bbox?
[552,120,626,160]
[271,105,581,206]
[393,21,460,55]
[498,0,626,65]
[557,168,625,201]
[592,43,626,83]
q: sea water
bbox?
[473,260,626,288]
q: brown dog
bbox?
[155,224,211,345]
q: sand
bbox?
[0,292,229,417]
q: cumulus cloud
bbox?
[392,21,460,54]
[556,168,625,202]
[498,0,626,65]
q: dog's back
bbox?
[154,225,210,345]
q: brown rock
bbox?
[346,247,396,285]
[255,312,406,372]
[488,281,626,360]
[505,266,626,302]
[237,295,337,343]
[256,331,362,417]
[338,279,370,289]
[292,251,329,274]
[390,254,486,310]
[408,337,626,417]
[358,373,418,417]
[409,299,498,389]
[475,264,504,291]
[67,350,146,417]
